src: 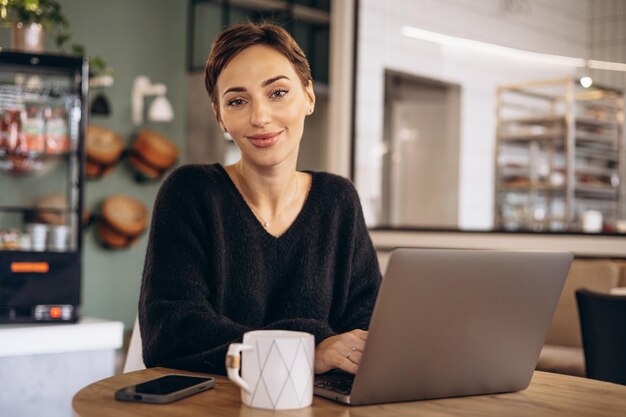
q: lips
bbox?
[246,131,283,148]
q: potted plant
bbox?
[0,0,70,52]
[0,0,112,77]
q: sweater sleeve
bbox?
[333,182,382,333]
[138,167,251,374]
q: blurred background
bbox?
[1,1,626,415]
[1,0,625,333]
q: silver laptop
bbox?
[314,248,573,405]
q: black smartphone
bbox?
[114,374,215,404]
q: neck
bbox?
[234,160,298,217]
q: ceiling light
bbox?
[587,60,626,72]
[401,26,626,72]
[579,76,593,88]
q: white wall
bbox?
[354,0,590,229]
[590,0,626,89]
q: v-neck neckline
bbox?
[216,163,317,243]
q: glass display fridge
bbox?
[0,51,87,323]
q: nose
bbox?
[249,99,270,127]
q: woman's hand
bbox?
[314,329,368,374]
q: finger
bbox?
[347,350,363,365]
[343,334,367,353]
[340,358,359,374]
[352,329,368,341]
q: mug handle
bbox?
[226,343,254,393]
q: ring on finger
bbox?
[346,347,358,362]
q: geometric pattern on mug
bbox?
[246,337,313,409]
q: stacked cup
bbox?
[26,223,48,251]
[48,225,69,251]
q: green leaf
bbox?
[70,43,85,56]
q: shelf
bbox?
[498,130,617,144]
[576,89,622,102]
[499,115,617,131]
[0,148,72,159]
[499,115,565,126]
[497,129,564,141]
[495,79,623,232]
[576,147,618,160]
[575,184,619,197]
[0,248,77,254]
[0,82,77,104]
[575,166,618,176]
[497,182,619,195]
[498,166,530,175]
[576,116,619,129]
[0,149,73,174]
[0,206,75,214]
[576,131,618,145]
[577,101,620,113]
[498,183,565,192]
[500,214,566,222]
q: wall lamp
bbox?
[131,75,174,125]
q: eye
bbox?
[226,98,246,108]
[270,88,288,99]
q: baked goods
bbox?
[35,193,90,225]
[36,193,68,225]
[86,125,125,178]
[98,195,149,248]
[97,222,128,248]
[128,153,160,178]
[129,129,178,180]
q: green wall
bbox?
[2,0,188,330]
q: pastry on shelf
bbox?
[36,193,68,225]
[35,193,90,225]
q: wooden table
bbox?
[73,367,626,417]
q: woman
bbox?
[139,21,381,376]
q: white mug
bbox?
[226,330,314,410]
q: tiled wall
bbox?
[590,0,626,89]
[354,0,590,229]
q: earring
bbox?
[308,108,314,115]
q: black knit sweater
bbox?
[138,163,381,375]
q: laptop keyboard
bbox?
[314,370,355,395]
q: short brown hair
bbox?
[205,22,312,111]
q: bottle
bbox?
[23,103,45,153]
[5,108,23,153]
[0,110,6,152]
[45,106,69,154]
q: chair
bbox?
[123,316,146,373]
[576,289,626,385]
[537,260,619,376]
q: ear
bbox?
[305,80,316,115]
[212,103,227,132]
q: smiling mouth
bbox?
[246,131,283,148]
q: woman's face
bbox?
[214,44,315,169]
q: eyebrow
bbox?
[222,75,291,97]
